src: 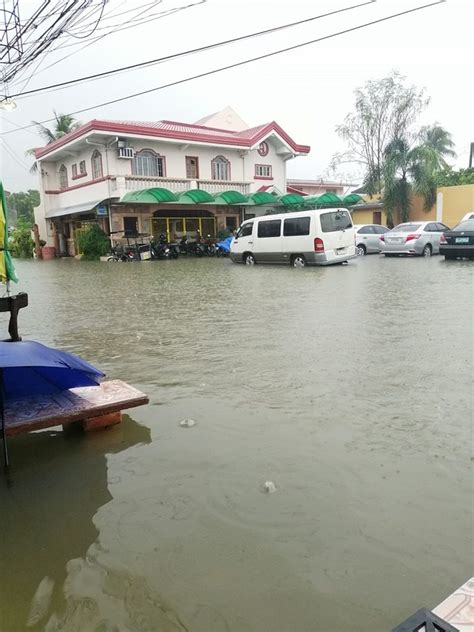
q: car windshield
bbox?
[453,220,474,231]
[392,223,423,232]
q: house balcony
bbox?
[110,175,251,197]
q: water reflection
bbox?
[0,416,159,631]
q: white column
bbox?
[436,191,443,222]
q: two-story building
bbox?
[33,107,310,255]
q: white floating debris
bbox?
[179,418,196,428]
[262,481,277,494]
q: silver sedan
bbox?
[354,224,389,255]
[382,221,450,257]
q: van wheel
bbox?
[244,253,256,265]
[292,255,306,267]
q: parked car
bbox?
[382,221,450,257]
[439,219,474,260]
[353,224,389,255]
[461,212,474,221]
[230,208,356,267]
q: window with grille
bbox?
[79,160,86,175]
[132,150,165,177]
[72,164,78,178]
[255,164,272,178]
[59,165,68,189]
[91,150,103,179]
[211,155,230,180]
[186,156,199,179]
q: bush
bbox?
[9,220,35,258]
[435,168,474,187]
[76,224,110,260]
[217,228,232,240]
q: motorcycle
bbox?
[150,234,179,260]
[107,243,135,262]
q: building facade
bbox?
[286,178,355,197]
[34,107,310,255]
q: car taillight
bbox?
[405,233,420,242]
[440,233,447,244]
[314,237,324,252]
[379,235,385,242]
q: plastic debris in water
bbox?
[262,481,277,493]
[179,418,196,428]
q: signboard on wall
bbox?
[96,204,108,216]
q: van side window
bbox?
[238,223,253,237]
[257,220,281,238]
[283,216,310,236]
[320,210,352,232]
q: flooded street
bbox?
[0,256,472,631]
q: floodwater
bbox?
[0,255,472,632]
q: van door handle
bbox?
[248,241,253,244]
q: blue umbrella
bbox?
[0,341,105,468]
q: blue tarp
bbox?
[216,237,234,253]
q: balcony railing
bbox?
[123,175,191,193]
[197,180,250,195]
[109,175,252,199]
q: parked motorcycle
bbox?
[107,244,135,262]
[150,234,179,260]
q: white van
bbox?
[230,208,356,266]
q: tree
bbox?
[380,136,436,226]
[6,190,40,225]
[418,124,456,172]
[332,71,429,193]
[27,112,81,172]
[76,224,110,260]
[9,218,35,258]
[434,168,474,187]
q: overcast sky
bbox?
[1,0,473,192]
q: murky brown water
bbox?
[0,256,472,631]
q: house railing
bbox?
[122,175,191,193]
[197,180,250,195]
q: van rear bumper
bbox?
[307,246,357,265]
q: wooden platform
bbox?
[5,380,149,436]
[433,577,474,631]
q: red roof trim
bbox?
[286,185,307,195]
[35,119,310,159]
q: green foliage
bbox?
[6,189,40,224]
[27,112,81,172]
[9,218,35,258]
[76,224,110,260]
[434,168,474,187]
[217,228,233,240]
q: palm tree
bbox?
[418,124,456,172]
[26,112,81,173]
[381,136,438,226]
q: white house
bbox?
[33,107,310,255]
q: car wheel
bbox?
[356,244,366,256]
[422,244,432,257]
[292,255,306,267]
[244,253,256,265]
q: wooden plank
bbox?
[5,380,149,436]
[432,578,474,632]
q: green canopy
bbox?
[213,190,248,205]
[121,187,178,203]
[0,182,17,286]
[246,191,278,206]
[279,193,306,206]
[342,193,363,205]
[316,192,343,205]
[178,189,215,204]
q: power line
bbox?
[0,0,446,138]
[7,0,374,99]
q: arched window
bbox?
[91,150,103,179]
[132,149,165,177]
[211,155,230,181]
[59,164,68,189]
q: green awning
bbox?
[316,192,343,205]
[178,189,215,204]
[246,191,278,205]
[213,190,248,205]
[279,193,306,206]
[342,193,363,205]
[121,187,178,203]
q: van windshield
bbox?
[320,210,352,233]
[236,223,253,238]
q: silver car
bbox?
[354,224,389,255]
[382,221,450,257]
